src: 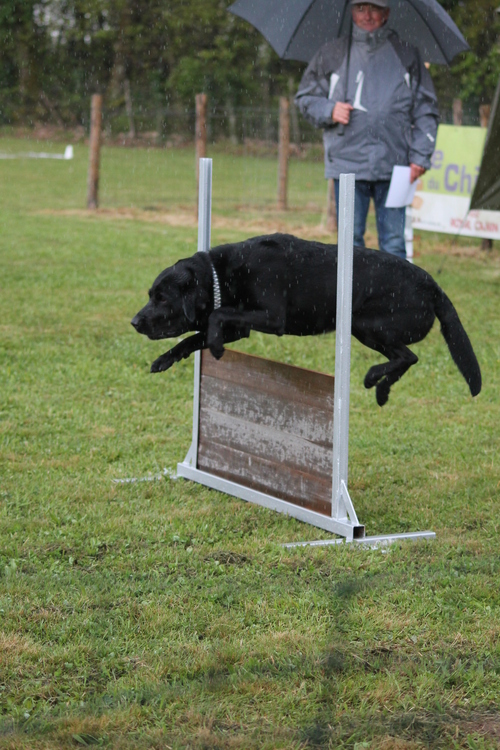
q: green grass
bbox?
[0,136,500,749]
[0,136,327,217]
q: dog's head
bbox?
[131,256,211,340]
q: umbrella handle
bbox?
[337,123,345,137]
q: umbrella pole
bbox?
[337,15,353,137]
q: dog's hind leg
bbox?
[363,345,418,406]
[363,347,418,389]
[352,325,419,406]
[374,353,418,406]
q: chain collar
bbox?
[208,256,222,310]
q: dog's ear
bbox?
[260,235,282,249]
[177,267,198,323]
[182,292,197,323]
[176,266,193,287]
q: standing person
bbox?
[295,0,439,259]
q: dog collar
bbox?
[208,256,222,310]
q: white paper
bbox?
[385,166,418,208]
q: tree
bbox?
[0,0,48,121]
[431,0,500,114]
[1,0,498,132]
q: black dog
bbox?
[131,234,481,406]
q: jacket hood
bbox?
[352,23,391,50]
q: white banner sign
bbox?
[412,193,500,240]
[411,124,500,240]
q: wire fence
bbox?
[20,96,479,219]
[93,102,323,150]
[5,90,480,150]
[96,98,483,143]
[0,97,486,223]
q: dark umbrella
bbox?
[228,0,469,65]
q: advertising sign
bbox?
[411,124,500,239]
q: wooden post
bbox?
[195,93,208,200]
[480,104,493,250]
[452,98,463,126]
[124,79,135,139]
[87,94,102,210]
[277,96,290,210]
[479,104,491,129]
[326,178,337,232]
[288,76,300,145]
[226,100,238,145]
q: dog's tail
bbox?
[434,288,481,397]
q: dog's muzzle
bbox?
[131,314,149,334]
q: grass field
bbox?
[0,136,499,749]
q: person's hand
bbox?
[410,163,426,183]
[332,102,354,125]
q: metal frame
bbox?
[331,174,363,539]
[283,531,436,549]
[181,158,212,468]
[176,160,435,547]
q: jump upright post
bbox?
[331,174,361,535]
[181,158,212,469]
[177,159,435,547]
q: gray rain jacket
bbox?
[295,25,439,181]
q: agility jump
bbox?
[132,157,481,544]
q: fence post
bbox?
[195,93,208,207]
[277,96,290,210]
[87,94,102,210]
[124,79,135,139]
[288,77,300,145]
[479,104,493,250]
[452,98,463,126]
[326,179,337,232]
[479,104,491,129]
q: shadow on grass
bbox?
[300,711,500,748]
[5,709,499,749]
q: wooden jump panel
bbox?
[197,349,335,515]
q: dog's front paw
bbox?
[375,378,390,407]
[151,350,175,373]
[209,343,225,360]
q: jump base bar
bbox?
[283,531,436,549]
[176,462,365,540]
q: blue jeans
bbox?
[334,179,406,260]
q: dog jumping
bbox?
[131,234,481,406]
